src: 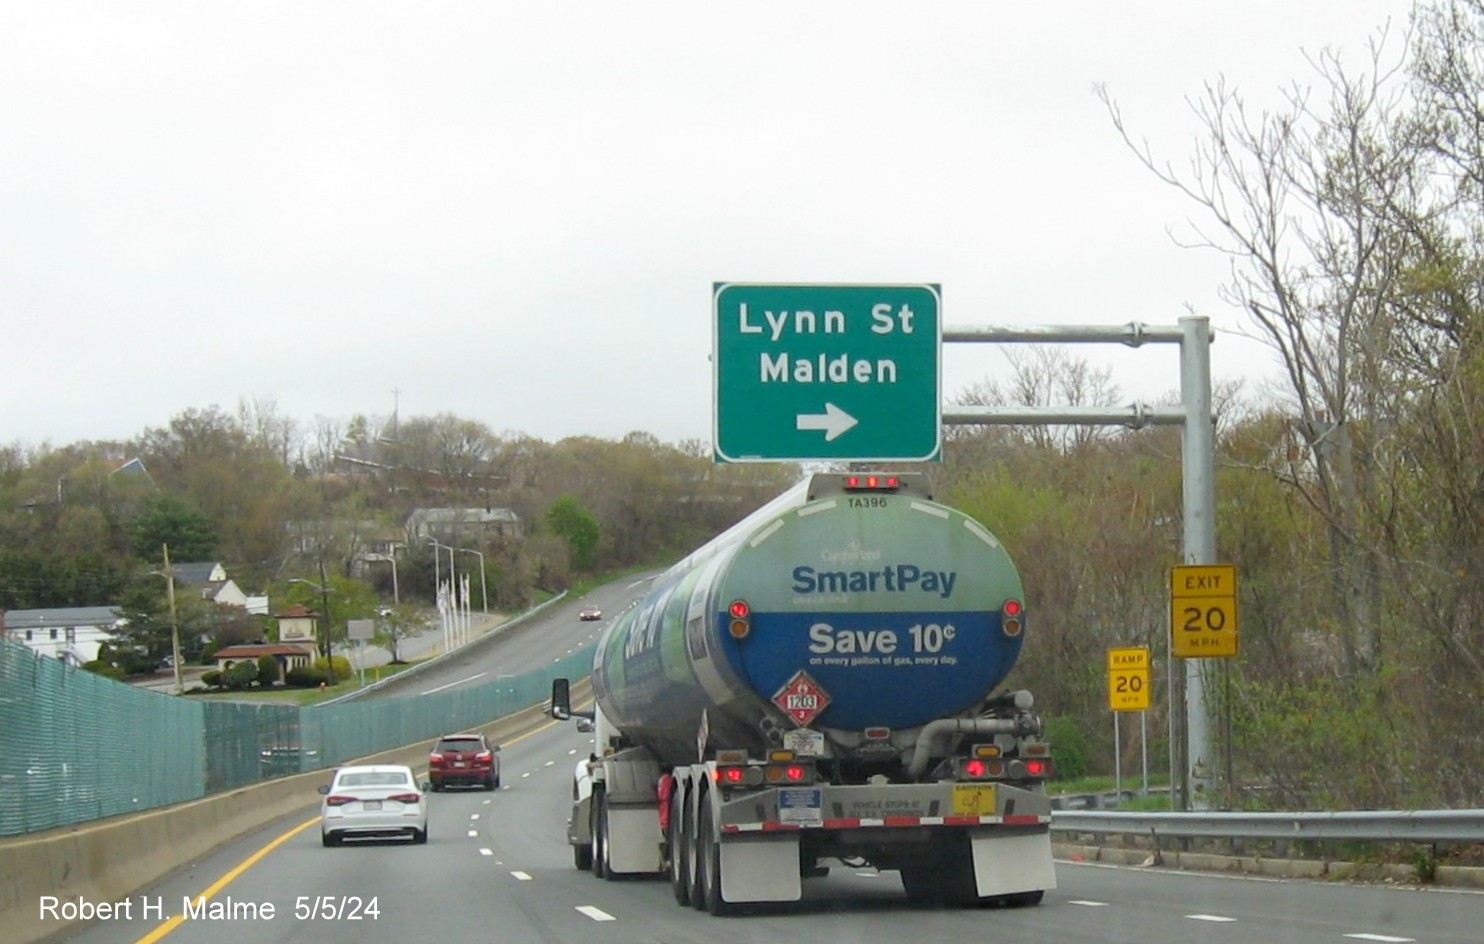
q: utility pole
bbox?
[162,544,183,695]
[318,557,337,686]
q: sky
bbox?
[2,1,1418,452]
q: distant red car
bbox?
[579,606,603,621]
[428,733,500,791]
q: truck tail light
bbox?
[843,474,902,490]
[1002,599,1024,637]
[728,600,751,639]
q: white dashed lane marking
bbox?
[576,906,616,922]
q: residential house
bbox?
[172,561,250,609]
[1,606,126,665]
[405,507,523,545]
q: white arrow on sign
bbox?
[796,403,859,442]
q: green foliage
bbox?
[128,493,218,562]
[201,669,223,688]
[372,603,429,662]
[546,495,601,571]
[284,665,326,687]
[1043,716,1092,781]
[313,655,353,683]
[1229,672,1429,809]
[82,660,126,682]
[221,660,259,690]
[269,574,380,650]
[255,653,281,686]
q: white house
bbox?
[172,561,250,609]
[1,606,125,665]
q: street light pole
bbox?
[457,547,488,614]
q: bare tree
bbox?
[1098,28,1435,676]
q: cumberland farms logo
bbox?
[773,670,832,727]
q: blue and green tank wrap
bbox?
[590,479,1025,765]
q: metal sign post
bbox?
[941,316,1218,809]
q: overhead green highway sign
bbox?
[712,283,942,462]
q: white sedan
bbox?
[319,764,429,846]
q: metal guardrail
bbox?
[1051,808,1484,843]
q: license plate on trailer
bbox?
[362,800,382,811]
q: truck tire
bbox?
[591,789,609,879]
[574,840,593,871]
[668,787,691,906]
[899,864,945,906]
[698,809,739,916]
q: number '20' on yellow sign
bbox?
[1170,564,1238,658]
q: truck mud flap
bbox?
[720,834,802,903]
[606,805,665,874]
[970,829,1056,898]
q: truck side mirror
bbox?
[550,678,571,720]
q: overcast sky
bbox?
[3,1,1415,452]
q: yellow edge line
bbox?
[133,714,569,944]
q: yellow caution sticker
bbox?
[951,784,997,816]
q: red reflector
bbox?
[965,759,987,778]
[1004,599,1023,617]
[785,765,805,782]
[723,768,745,784]
[729,600,749,619]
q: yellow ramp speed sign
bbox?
[1107,646,1151,712]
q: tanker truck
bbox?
[548,471,1056,913]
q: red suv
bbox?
[428,733,500,791]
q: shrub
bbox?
[256,653,281,686]
[201,669,223,688]
[284,665,327,687]
[222,660,259,690]
[313,655,353,682]
[82,660,127,682]
[1044,715,1092,781]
